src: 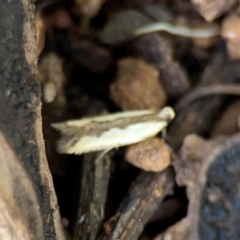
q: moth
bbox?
[51,107,175,155]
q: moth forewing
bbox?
[51,109,155,135]
[52,109,155,129]
[56,121,168,155]
[52,107,175,155]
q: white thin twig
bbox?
[133,22,220,38]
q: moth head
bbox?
[157,107,175,123]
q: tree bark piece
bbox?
[0,131,43,240]
[0,1,64,239]
[161,133,240,240]
[73,152,111,240]
[98,168,175,240]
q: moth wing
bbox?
[51,107,174,155]
[51,109,156,135]
[55,121,167,155]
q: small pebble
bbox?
[127,34,190,97]
[191,0,237,22]
[160,62,189,98]
[221,15,240,43]
[109,57,167,110]
[52,9,73,29]
[125,138,171,172]
[43,82,56,103]
[127,34,173,67]
[221,14,240,59]
[68,36,113,74]
[226,41,240,60]
[98,9,152,44]
[38,53,66,105]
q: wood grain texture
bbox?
[0,1,64,239]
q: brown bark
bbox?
[73,152,111,240]
[0,1,64,239]
[159,133,240,240]
[98,168,175,240]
